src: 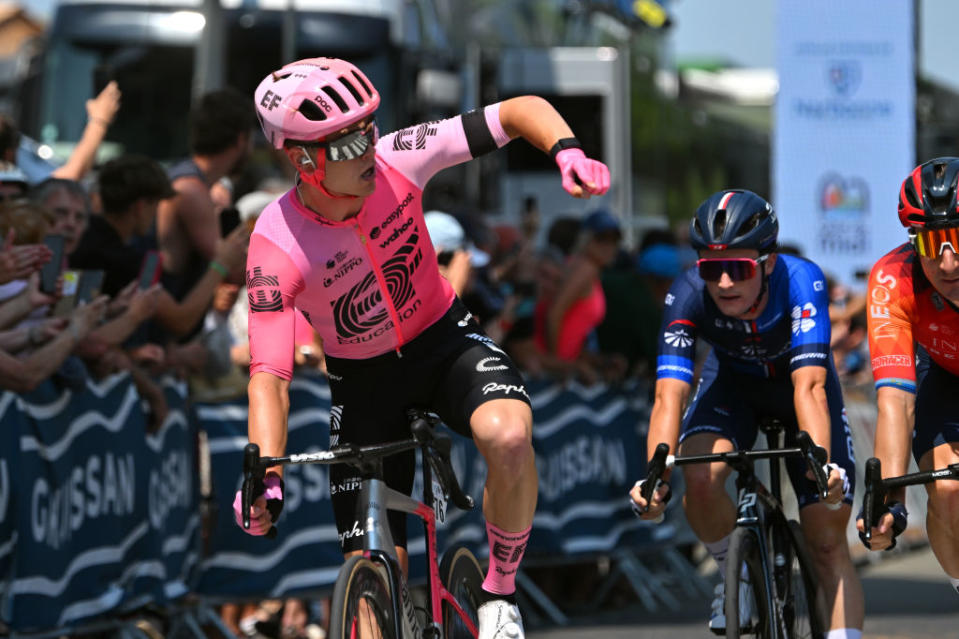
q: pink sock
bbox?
[482,521,531,595]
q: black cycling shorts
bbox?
[324,297,531,552]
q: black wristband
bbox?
[548,137,582,161]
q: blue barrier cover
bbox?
[0,374,197,632]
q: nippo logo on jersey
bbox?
[791,303,817,334]
[664,319,695,348]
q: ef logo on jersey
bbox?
[791,303,817,335]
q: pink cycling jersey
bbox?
[247,104,511,380]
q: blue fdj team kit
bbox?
[657,254,855,507]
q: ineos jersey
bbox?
[247,105,511,380]
[867,243,959,393]
[657,255,831,383]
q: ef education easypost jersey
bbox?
[867,243,959,393]
[247,105,511,380]
[656,254,832,383]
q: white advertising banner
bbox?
[774,0,914,289]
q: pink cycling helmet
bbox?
[254,57,380,150]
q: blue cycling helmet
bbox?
[689,189,778,254]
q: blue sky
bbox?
[23,0,959,92]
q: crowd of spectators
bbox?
[0,82,871,637]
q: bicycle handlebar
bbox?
[861,457,959,539]
[241,411,474,538]
[644,431,831,500]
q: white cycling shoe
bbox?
[708,580,755,635]
[477,598,524,639]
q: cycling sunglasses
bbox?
[697,254,768,282]
[911,226,959,259]
[318,119,378,162]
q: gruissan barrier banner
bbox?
[773,0,914,289]
[0,373,197,632]
[196,372,668,595]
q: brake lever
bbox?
[640,443,670,511]
[862,457,885,542]
[796,431,829,500]
[241,443,262,531]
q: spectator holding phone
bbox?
[71,154,250,353]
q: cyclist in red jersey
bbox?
[233,58,610,639]
[858,157,959,596]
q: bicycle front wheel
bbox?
[329,555,398,639]
[774,520,825,639]
[725,526,772,639]
[440,545,485,639]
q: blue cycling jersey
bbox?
[657,254,832,383]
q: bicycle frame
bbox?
[357,475,479,638]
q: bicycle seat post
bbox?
[759,418,785,502]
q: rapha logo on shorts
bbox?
[476,357,508,372]
[337,519,365,543]
[482,382,528,398]
[247,266,282,312]
[458,312,473,327]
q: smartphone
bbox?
[52,270,80,317]
[75,269,105,304]
[40,235,65,295]
[220,206,241,237]
[138,251,162,290]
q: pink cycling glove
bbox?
[554,148,611,197]
[233,472,284,536]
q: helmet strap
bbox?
[297,147,358,201]
[744,258,769,316]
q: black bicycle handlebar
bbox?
[861,457,959,539]
[644,431,831,500]
[241,411,473,538]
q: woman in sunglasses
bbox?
[238,57,610,639]
[629,188,863,637]
[857,157,959,596]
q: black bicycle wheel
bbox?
[329,555,398,639]
[440,545,485,639]
[774,520,825,639]
[725,526,772,639]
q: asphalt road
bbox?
[525,545,959,639]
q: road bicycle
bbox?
[641,420,829,639]
[241,409,484,639]
[861,456,959,547]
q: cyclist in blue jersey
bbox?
[629,190,863,638]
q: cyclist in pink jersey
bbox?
[233,57,610,639]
